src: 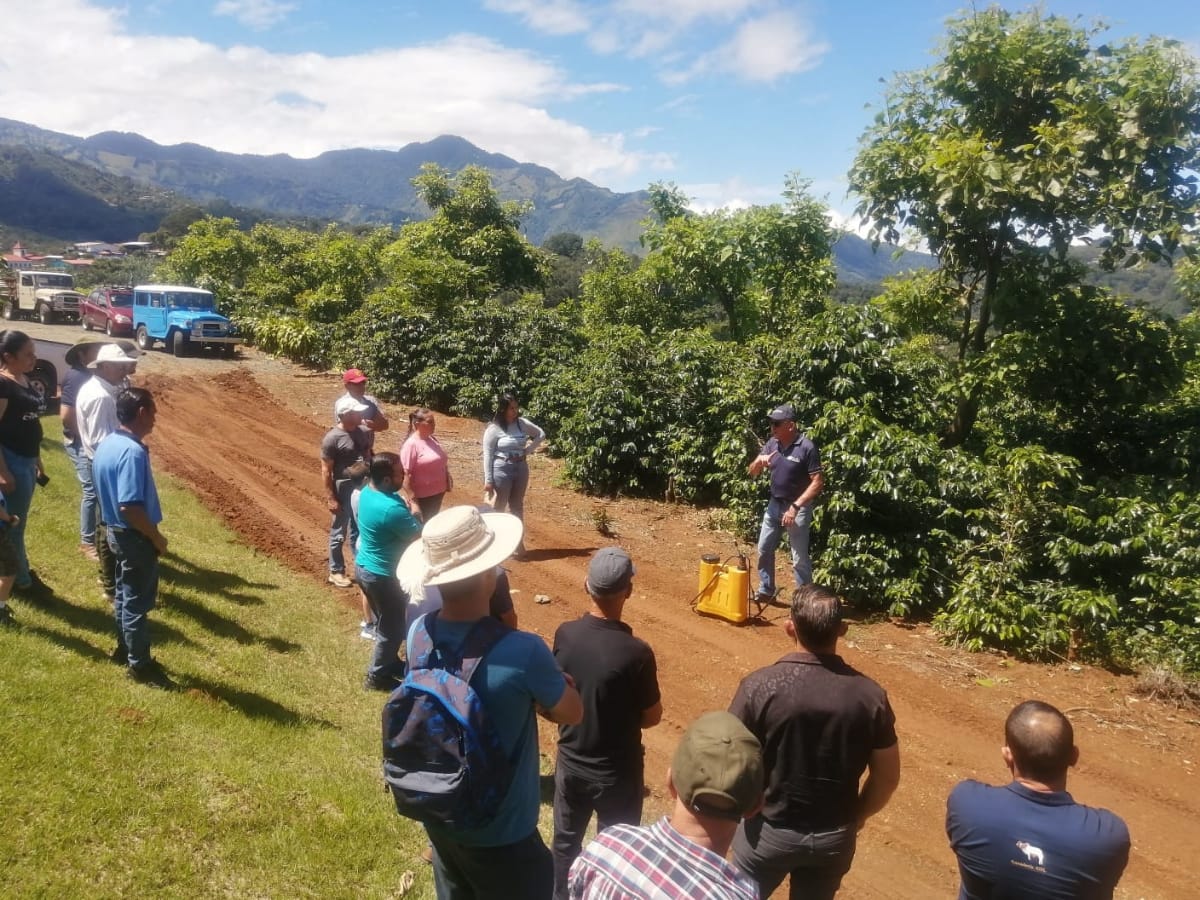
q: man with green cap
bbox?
[567,710,763,899]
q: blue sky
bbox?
[2,1,1196,219]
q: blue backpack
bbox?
[382,613,513,829]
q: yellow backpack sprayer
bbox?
[692,547,766,625]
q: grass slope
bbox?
[0,420,434,898]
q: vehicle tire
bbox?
[221,343,237,358]
[29,363,55,408]
[136,325,152,351]
[81,314,92,331]
[172,330,189,357]
[38,303,54,325]
[105,319,116,337]
[2,302,14,321]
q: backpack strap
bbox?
[414,612,511,681]
[407,614,436,670]
[458,616,512,684]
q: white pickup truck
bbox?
[3,270,85,324]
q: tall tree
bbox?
[640,175,835,340]
[849,6,1200,446]
[395,164,546,303]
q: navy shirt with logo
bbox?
[761,434,822,502]
[946,780,1130,900]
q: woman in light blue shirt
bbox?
[482,393,544,546]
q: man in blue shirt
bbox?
[747,402,824,604]
[946,700,1130,899]
[92,387,169,686]
[355,451,421,691]
[397,505,583,899]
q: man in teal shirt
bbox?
[355,452,421,691]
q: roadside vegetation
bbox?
[0,433,434,898]
[138,7,1200,680]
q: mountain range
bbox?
[0,117,931,282]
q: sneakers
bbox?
[80,542,99,561]
[109,645,128,665]
[359,620,378,641]
[363,673,399,692]
[327,572,353,589]
[0,605,13,627]
[14,571,51,599]
[127,659,173,688]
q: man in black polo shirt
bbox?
[747,402,823,605]
[729,584,900,900]
[551,547,663,900]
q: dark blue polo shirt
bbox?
[946,780,1130,899]
[761,434,822,502]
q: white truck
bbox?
[3,270,85,324]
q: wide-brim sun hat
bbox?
[396,505,523,588]
[87,343,140,368]
[65,334,114,367]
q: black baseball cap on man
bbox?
[768,403,796,423]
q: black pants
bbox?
[552,762,644,900]
[732,816,856,900]
[430,829,553,900]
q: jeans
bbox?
[65,442,97,546]
[328,478,360,574]
[431,829,553,900]
[359,569,408,683]
[756,497,813,597]
[2,445,36,587]
[732,817,856,900]
[490,459,529,521]
[97,520,117,598]
[552,763,644,900]
[108,527,160,670]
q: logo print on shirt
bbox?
[1016,841,1045,866]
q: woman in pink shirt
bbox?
[399,408,451,520]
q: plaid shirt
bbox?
[569,817,759,900]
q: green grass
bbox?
[0,421,437,898]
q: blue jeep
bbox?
[132,284,239,357]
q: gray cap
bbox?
[768,403,796,422]
[586,547,635,595]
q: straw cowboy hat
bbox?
[396,505,523,588]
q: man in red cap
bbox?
[337,368,389,454]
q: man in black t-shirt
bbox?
[730,584,900,900]
[551,547,663,900]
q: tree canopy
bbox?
[849,5,1200,444]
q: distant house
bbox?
[3,242,43,271]
[73,241,123,257]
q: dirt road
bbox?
[29,320,1196,898]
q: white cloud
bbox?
[668,10,830,83]
[213,0,296,30]
[0,0,649,184]
[615,0,762,27]
[482,0,591,36]
[680,177,782,213]
[488,0,826,85]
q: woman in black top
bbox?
[0,330,46,591]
